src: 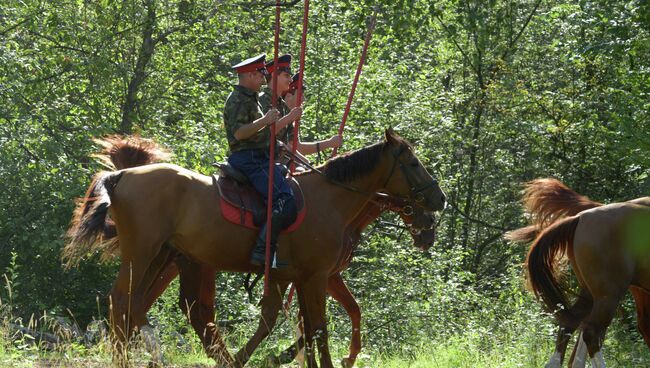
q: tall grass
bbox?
[1,249,649,367]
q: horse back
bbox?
[629,197,650,207]
[112,163,216,227]
[572,202,650,290]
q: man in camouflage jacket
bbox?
[224,53,302,267]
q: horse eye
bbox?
[410,159,419,167]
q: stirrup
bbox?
[250,252,288,269]
[271,253,289,269]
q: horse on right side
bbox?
[507,178,650,368]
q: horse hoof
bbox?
[341,357,355,368]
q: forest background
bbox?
[1,0,650,366]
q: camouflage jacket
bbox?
[223,85,269,153]
[259,87,294,145]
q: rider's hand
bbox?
[287,106,302,121]
[264,109,280,125]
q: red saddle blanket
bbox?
[213,174,306,233]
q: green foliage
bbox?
[1,0,650,364]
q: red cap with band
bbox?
[266,54,292,74]
[232,53,268,74]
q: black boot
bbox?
[249,212,287,268]
[249,223,269,266]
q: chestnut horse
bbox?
[64,129,445,368]
[89,135,436,367]
[508,178,650,368]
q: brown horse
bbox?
[509,178,650,368]
[156,198,435,368]
[136,200,434,368]
[64,129,446,368]
[138,198,435,368]
[89,135,436,367]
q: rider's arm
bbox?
[234,109,278,141]
[275,106,302,132]
[296,135,342,155]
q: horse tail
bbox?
[526,215,580,325]
[522,178,601,227]
[504,224,540,244]
[92,135,171,170]
[91,135,170,244]
[63,171,124,268]
[505,178,601,244]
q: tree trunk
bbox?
[121,0,156,134]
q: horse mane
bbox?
[321,141,387,183]
[68,135,172,264]
[522,178,601,227]
[505,178,601,244]
[92,135,171,170]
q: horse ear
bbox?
[385,128,397,145]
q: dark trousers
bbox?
[228,149,296,227]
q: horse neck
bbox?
[319,150,393,224]
[335,201,384,269]
[354,201,385,230]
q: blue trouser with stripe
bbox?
[228,149,296,228]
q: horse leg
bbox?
[547,289,592,368]
[234,281,290,367]
[544,328,567,368]
[298,277,332,368]
[575,292,624,368]
[141,244,179,311]
[136,246,180,366]
[109,257,158,367]
[275,295,308,366]
[570,331,588,368]
[175,256,235,366]
[326,273,360,368]
[293,316,306,367]
[278,301,307,367]
[630,286,650,348]
[296,285,317,368]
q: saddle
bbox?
[213,163,306,232]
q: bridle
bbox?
[380,145,440,205]
[285,142,440,207]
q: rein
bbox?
[285,144,438,206]
[382,145,440,204]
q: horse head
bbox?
[382,128,446,212]
[412,227,436,251]
[401,202,436,251]
[377,195,437,251]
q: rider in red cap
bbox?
[223,53,301,268]
[260,56,341,165]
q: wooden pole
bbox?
[331,7,378,157]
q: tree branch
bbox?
[121,0,157,134]
[153,5,221,44]
[237,0,301,10]
[505,0,543,59]
[1,17,30,36]
[26,30,94,56]
[447,200,507,232]
[434,13,479,76]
